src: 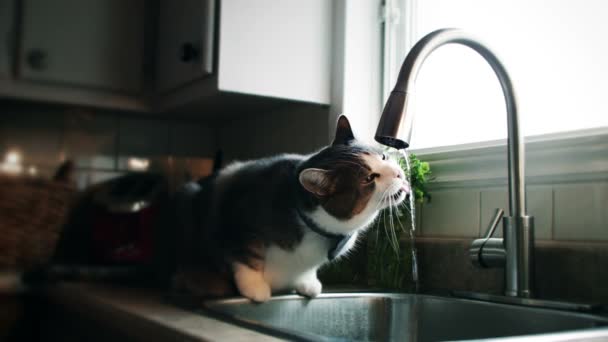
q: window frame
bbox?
[381,0,608,185]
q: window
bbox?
[386,0,608,149]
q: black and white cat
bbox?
[173,115,409,302]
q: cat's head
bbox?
[298,115,409,234]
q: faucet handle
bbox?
[483,208,504,239]
[470,208,506,268]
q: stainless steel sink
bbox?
[202,292,608,341]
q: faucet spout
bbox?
[377,28,535,298]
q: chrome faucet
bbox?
[374,28,535,298]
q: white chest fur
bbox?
[263,230,359,290]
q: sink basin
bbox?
[202,292,608,341]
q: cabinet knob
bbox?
[180,43,199,63]
[26,49,47,71]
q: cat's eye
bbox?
[381,153,388,161]
[363,173,380,183]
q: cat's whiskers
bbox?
[394,193,410,232]
[371,188,391,242]
[377,186,393,209]
[397,202,409,232]
[388,196,395,249]
[383,181,412,251]
[372,193,390,241]
[382,210,392,251]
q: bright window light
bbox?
[403,0,608,149]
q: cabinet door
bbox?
[20,0,145,93]
[218,0,332,104]
[0,0,14,78]
[155,0,215,93]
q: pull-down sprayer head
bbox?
[374,28,519,151]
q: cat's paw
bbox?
[233,262,272,303]
[295,278,323,298]
[240,281,272,303]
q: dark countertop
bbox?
[45,282,284,342]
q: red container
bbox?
[90,173,166,265]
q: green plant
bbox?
[398,153,433,205]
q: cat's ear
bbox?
[332,115,355,146]
[299,168,332,196]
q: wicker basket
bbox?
[0,175,75,270]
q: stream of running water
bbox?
[401,149,419,292]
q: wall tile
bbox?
[118,118,169,157]
[527,185,553,240]
[116,156,170,173]
[74,170,124,190]
[168,157,214,191]
[169,122,216,158]
[480,188,508,238]
[0,0,13,78]
[0,111,64,168]
[480,186,553,240]
[554,182,608,241]
[421,189,480,237]
[63,111,118,169]
[417,238,504,295]
[218,104,329,161]
[418,238,608,304]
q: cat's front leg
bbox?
[294,269,322,298]
[232,262,271,302]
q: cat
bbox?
[172,115,409,302]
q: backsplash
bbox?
[217,103,330,162]
[418,182,608,241]
[396,131,608,302]
[0,100,217,190]
[0,100,331,190]
[414,131,608,241]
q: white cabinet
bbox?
[0,0,14,78]
[155,0,215,93]
[20,0,145,93]
[218,0,332,105]
[1,0,333,112]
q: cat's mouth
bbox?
[392,189,406,202]
[381,185,408,207]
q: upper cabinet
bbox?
[20,0,145,93]
[0,0,14,79]
[155,0,215,93]
[218,0,331,105]
[0,0,332,113]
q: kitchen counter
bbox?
[44,282,283,341]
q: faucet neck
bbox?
[390,28,535,298]
[377,28,526,217]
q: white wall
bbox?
[329,0,383,145]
